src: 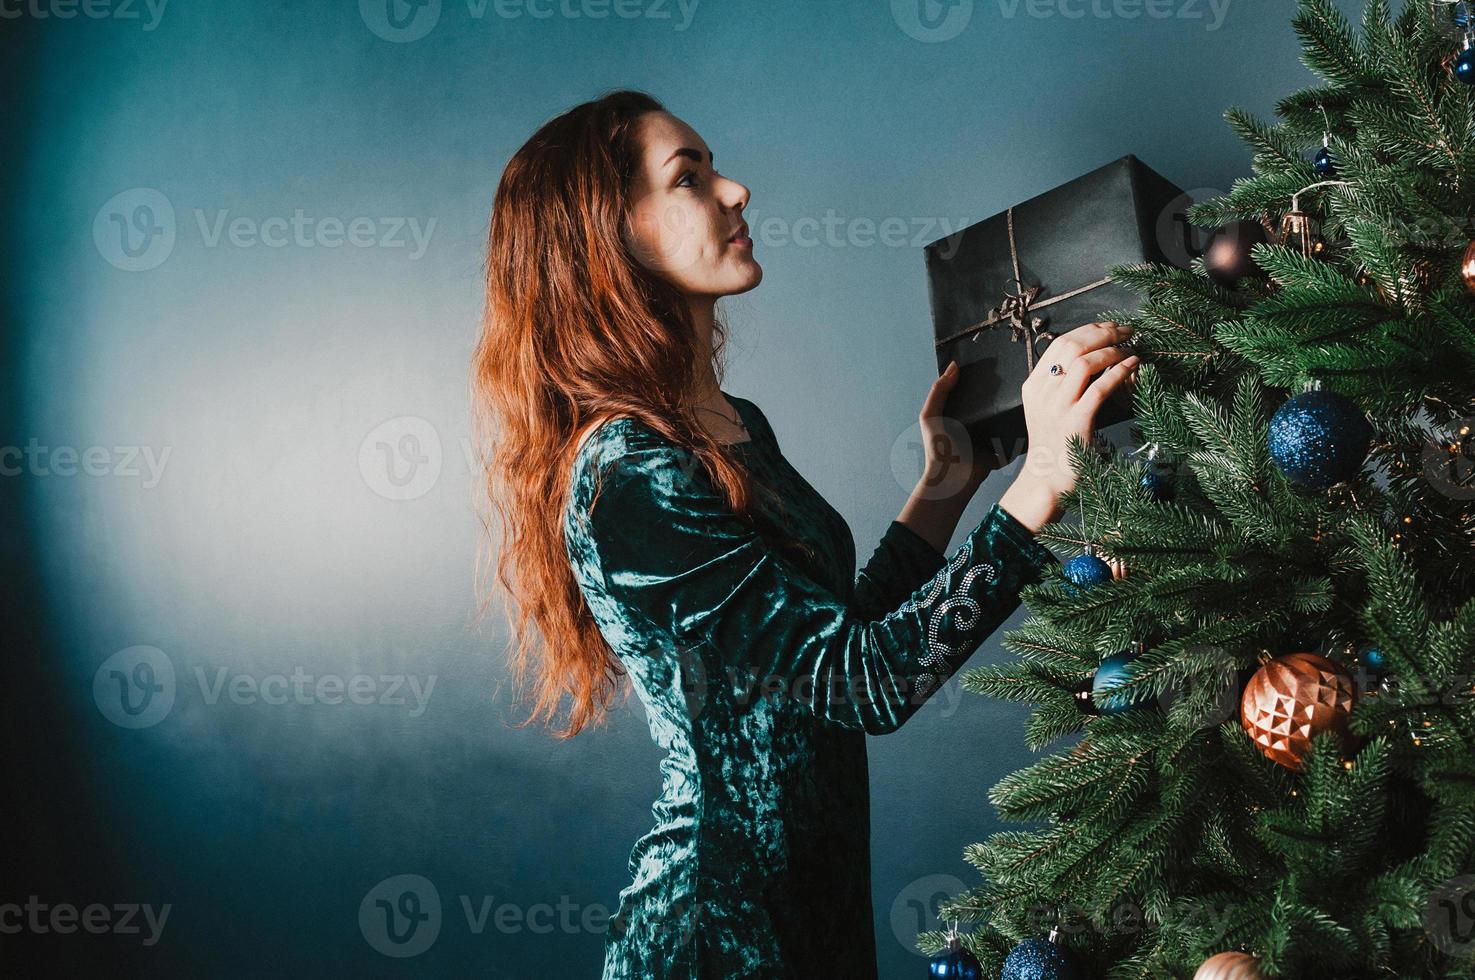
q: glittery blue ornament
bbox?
[1313,145,1336,176]
[1457,43,1475,85]
[929,935,983,979]
[1267,390,1372,490]
[1001,930,1081,980]
[1062,553,1112,592]
[1363,646,1386,672]
[1091,648,1149,716]
[1140,468,1174,502]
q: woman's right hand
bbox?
[998,320,1139,534]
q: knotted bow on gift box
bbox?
[921,154,1198,467]
[933,204,1120,373]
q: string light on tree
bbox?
[1278,179,1347,260]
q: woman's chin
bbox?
[730,264,763,293]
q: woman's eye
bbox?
[677,170,699,188]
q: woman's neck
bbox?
[685,295,748,443]
[687,294,723,401]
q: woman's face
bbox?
[625,111,761,299]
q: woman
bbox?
[471,89,1139,979]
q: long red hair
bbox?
[471,89,786,739]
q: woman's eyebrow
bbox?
[663,147,712,168]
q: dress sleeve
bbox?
[851,520,949,621]
[575,441,1059,736]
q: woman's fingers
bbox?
[1060,344,1135,395]
[1077,354,1140,413]
[1040,321,1128,362]
[1031,322,1132,387]
[921,361,960,420]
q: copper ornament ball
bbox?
[1240,651,1359,770]
[1462,239,1475,296]
[1193,951,1266,980]
[1204,219,1271,288]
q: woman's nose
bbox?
[723,176,750,211]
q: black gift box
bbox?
[922,154,1197,467]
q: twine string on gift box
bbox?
[932,205,1114,372]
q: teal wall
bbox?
[5,0,1362,974]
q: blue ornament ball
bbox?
[1363,646,1386,672]
[1091,650,1147,716]
[1140,468,1174,502]
[1267,390,1372,490]
[1001,935,1081,980]
[1314,145,1337,176]
[1062,553,1112,591]
[1457,44,1475,85]
[929,937,982,979]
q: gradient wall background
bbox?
[3,0,1360,974]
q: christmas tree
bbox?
[921,2,1475,977]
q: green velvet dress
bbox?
[563,392,1059,979]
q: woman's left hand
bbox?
[918,360,995,498]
